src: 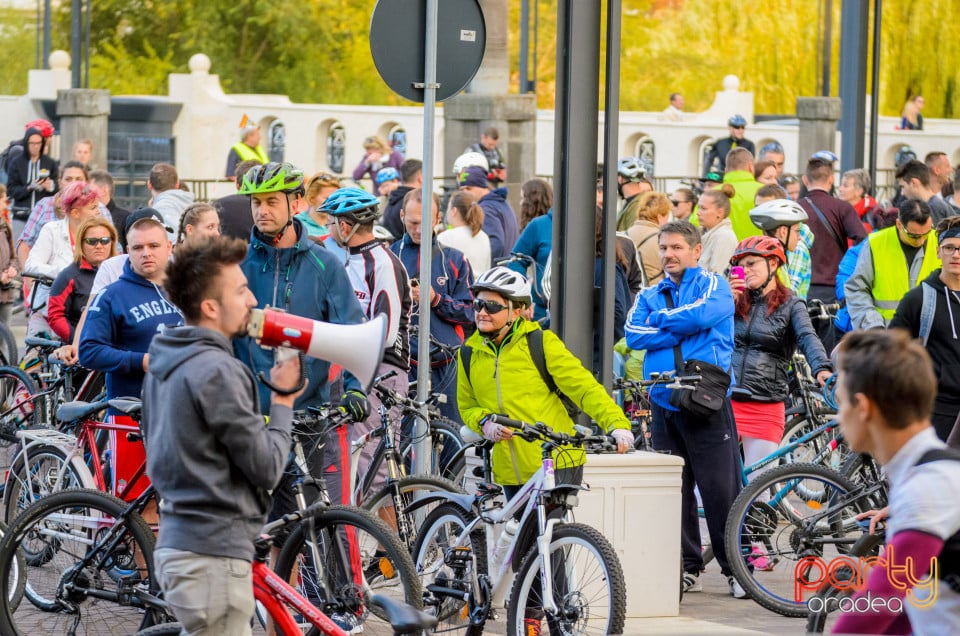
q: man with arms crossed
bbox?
[143,237,304,635]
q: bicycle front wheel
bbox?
[273,504,422,636]
[0,488,165,635]
[507,522,626,636]
[724,462,868,618]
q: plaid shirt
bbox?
[786,223,814,299]
[18,198,113,249]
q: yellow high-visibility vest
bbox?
[869,226,940,320]
[232,142,269,165]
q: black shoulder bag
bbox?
[661,289,731,418]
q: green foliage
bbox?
[0,1,957,119]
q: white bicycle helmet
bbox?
[617,156,645,182]
[452,151,489,176]
[471,266,532,307]
[750,198,808,231]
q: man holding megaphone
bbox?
[234,162,368,524]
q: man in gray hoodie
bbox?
[142,236,304,635]
[148,162,195,242]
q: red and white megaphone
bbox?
[247,307,387,391]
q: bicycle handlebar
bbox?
[806,299,841,320]
[488,414,615,448]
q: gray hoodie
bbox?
[142,325,292,560]
[151,189,195,241]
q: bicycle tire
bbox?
[0,520,26,614]
[723,462,867,618]
[361,475,465,552]
[3,443,87,525]
[134,623,183,635]
[804,530,885,633]
[0,323,17,370]
[0,367,39,445]
[273,504,422,636]
[0,488,165,634]
[506,522,626,636]
[400,415,464,479]
[411,502,486,636]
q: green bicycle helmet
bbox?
[321,187,381,224]
[239,162,305,196]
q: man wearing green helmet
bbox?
[234,163,370,593]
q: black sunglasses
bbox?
[83,237,112,246]
[474,299,508,314]
[670,199,690,206]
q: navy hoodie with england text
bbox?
[79,259,183,401]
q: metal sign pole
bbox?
[414,0,439,475]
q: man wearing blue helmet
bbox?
[323,186,413,503]
[702,114,756,178]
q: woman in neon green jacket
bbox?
[457,266,633,487]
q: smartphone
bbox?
[730,266,745,280]
[38,169,50,180]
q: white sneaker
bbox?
[682,572,702,593]
[728,575,748,599]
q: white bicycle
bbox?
[410,415,626,635]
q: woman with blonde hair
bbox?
[352,136,403,195]
[47,217,117,342]
[626,191,671,287]
[295,172,342,241]
[439,191,490,273]
[900,95,924,131]
[697,184,739,274]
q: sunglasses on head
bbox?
[83,237,112,246]
[474,299,508,314]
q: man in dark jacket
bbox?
[391,188,475,423]
[702,115,756,178]
[889,216,960,443]
[381,158,422,240]
[458,165,519,261]
[143,236,303,635]
[6,126,58,212]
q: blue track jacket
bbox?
[624,266,735,410]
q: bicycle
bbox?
[722,461,888,617]
[612,372,704,452]
[355,372,465,552]
[411,415,627,636]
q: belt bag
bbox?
[662,289,730,418]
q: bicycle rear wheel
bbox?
[723,462,869,618]
[507,522,626,636]
[362,475,464,552]
[273,504,422,636]
[0,367,39,444]
[0,323,18,369]
[0,488,165,634]
[411,502,486,636]
[805,531,885,633]
[3,444,87,525]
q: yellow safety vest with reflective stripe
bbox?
[869,226,940,320]
[231,142,269,165]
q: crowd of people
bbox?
[1,113,958,635]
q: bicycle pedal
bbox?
[444,546,473,567]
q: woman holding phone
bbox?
[727,236,832,489]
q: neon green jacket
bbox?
[458,318,630,485]
[723,170,764,240]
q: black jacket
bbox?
[702,136,756,177]
[6,127,58,211]
[732,294,832,402]
[213,193,254,242]
[889,269,960,413]
[381,185,413,241]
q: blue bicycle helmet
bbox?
[375,167,400,186]
[321,187,381,224]
[728,114,748,127]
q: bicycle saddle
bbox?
[108,398,143,417]
[367,595,438,632]
[56,400,108,423]
[24,336,62,350]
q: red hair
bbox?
[735,270,791,319]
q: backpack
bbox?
[914,447,960,581]
[0,140,24,186]
[459,328,582,418]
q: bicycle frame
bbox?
[252,560,348,636]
